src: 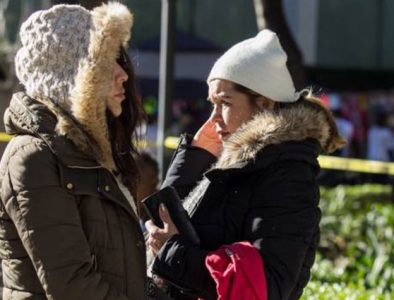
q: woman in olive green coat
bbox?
[0,2,148,299]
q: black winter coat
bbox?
[152,103,337,300]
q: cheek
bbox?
[222,109,239,130]
[226,108,254,131]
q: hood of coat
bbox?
[215,100,344,169]
[4,93,101,167]
[9,2,133,171]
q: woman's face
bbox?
[108,62,128,117]
[208,79,264,141]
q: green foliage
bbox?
[301,185,394,299]
[302,282,394,300]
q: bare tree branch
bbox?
[259,0,306,90]
[253,0,265,30]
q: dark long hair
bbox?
[107,47,145,200]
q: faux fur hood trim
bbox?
[216,100,345,169]
[51,2,133,171]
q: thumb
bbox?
[159,203,173,228]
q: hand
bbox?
[192,119,222,157]
[145,204,179,254]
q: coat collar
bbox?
[5,93,140,220]
[5,93,101,168]
[214,100,341,170]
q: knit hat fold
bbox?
[207,30,300,103]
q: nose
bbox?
[115,63,128,83]
[209,104,222,123]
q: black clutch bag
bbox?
[142,186,200,245]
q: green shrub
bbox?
[301,282,394,300]
[302,185,394,298]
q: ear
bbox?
[255,96,276,111]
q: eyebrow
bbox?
[212,92,232,101]
[207,91,233,103]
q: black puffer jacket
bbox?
[152,101,340,300]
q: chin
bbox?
[110,108,122,117]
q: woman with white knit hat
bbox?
[145,30,344,299]
[0,2,161,299]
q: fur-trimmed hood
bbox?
[14,2,133,171]
[216,99,344,169]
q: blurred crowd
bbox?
[321,90,394,162]
[141,89,394,164]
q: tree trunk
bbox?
[51,0,106,9]
[260,0,306,90]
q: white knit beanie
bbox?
[207,29,301,103]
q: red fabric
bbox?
[205,241,267,300]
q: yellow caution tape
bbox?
[135,139,156,149]
[136,136,180,150]
[161,136,394,175]
[136,136,180,149]
[164,136,181,150]
[318,155,394,175]
[2,133,393,175]
[0,132,12,142]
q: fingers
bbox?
[201,120,217,138]
[146,236,161,254]
[203,117,215,128]
[145,220,158,234]
[159,204,179,235]
[145,220,162,240]
[159,204,171,230]
[195,119,216,137]
[145,205,179,253]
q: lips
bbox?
[114,91,125,100]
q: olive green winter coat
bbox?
[0,93,147,300]
[0,1,147,298]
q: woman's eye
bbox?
[222,100,231,107]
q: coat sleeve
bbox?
[152,235,217,300]
[162,134,217,199]
[243,160,321,300]
[2,141,129,300]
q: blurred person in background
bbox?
[367,111,394,184]
[134,151,160,222]
[0,3,154,299]
[329,94,354,157]
[388,114,394,161]
[367,111,393,163]
[145,30,344,300]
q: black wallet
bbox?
[142,186,200,245]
